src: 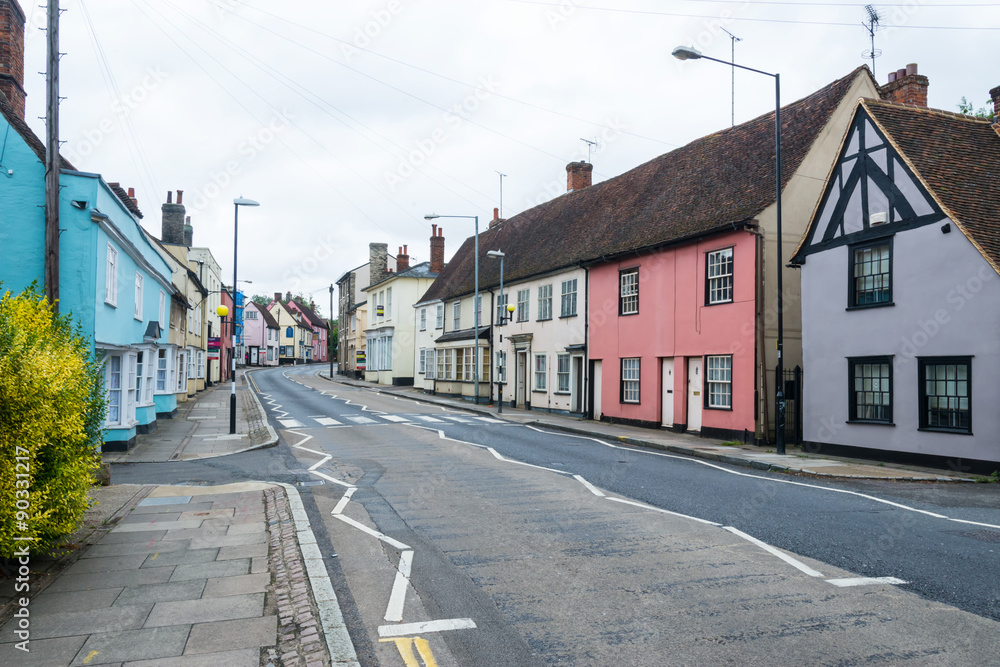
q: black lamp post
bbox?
[487,249,508,413]
[672,45,785,454]
[231,197,259,434]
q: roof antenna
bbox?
[721,28,742,127]
[862,5,883,77]
[495,170,507,218]
[580,138,598,163]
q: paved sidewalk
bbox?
[0,483,356,667]
[104,370,277,464]
[320,371,986,482]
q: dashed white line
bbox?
[380,414,411,423]
[314,417,342,426]
[416,416,444,423]
[827,576,908,587]
[279,419,304,428]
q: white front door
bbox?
[687,357,703,433]
[516,351,527,407]
[661,358,674,427]
[592,360,603,420]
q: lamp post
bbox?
[425,213,480,404]
[487,250,508,413]
[231,197,260,434]
[672,45,785,454]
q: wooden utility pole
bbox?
[328,284,334,380]
[44,0,60,309]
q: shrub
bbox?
[0,285,105,556]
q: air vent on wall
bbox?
[870,211,888,226]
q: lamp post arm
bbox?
[696,54,777,80]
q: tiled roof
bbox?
[365,261,438,290]
[259,305,280,329]
[420,66,875,303]
[0,94,76,171]
[107,182,144,219]
[864,99,1000,271]
[288,299,328,330]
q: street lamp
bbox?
[425,213,481,405]
[231,196,260,434]
[487,249,511,413]
[672,45,786,454]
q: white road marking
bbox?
[279,419,304,428]
[416,416,444,423]
[384,550,414,622]
[608,497,721,527]
[334,514,410,550]
[487,447,568,474]
[308,455,332,471]
[827,576,908,587]
[950,518,1000,530]
[724,526,823,578]
[440,415,472,422]
[311,471,356,489]
[346,416,376,424]
[332,487,357,515]
[573,475,606,497]
[377,619,477,638]
[474,417,504,423]
[380,415,411,423]
[314,417,342,426]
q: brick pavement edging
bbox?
[265,484,360,667]
[243,373,279,449]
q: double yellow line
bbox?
[380,636,438,667]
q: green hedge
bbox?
[0,286,105,556]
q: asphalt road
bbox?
[114,365,1000,665]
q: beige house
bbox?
[188,246,225,384]
[268,296,312,364]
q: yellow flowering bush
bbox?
[0,285,105,556]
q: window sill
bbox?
[705,300,734,307]
[105,301,117,308]
[846,419,895,426]
[704,405,733,411]
[620,400,640,405]
[536,317,552,322]
[553,391,571,396]
[532,389,548,394]
[918,427,973,436]
[846,302,895,311]
[619,311,639,317]
[558,314,578,319]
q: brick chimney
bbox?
[127,187,138,208]
[369,242,388,285]
[396,245,410,272]
[990,85,1000,124]
[880,64,928,107]
[183,215,194,247]
[0,0,26,119]
[566,161,593,192]
[161,190,186,245]
[286,291,292,302]
[489,207,506,229]
[429,224,445,274]
[274,292,281,302]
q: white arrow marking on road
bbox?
[384,550,414,622]
[378,619,477,638]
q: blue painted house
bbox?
[0,89,179,450]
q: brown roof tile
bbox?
[864,99,1000,270]
[420,66,874,303]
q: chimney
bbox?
[0,0,26,119]
[127,187,137,207]
[489,207,506,229]
[990,85,1000,124]
[879,63,928,108]
[160,190,186,245]
[286,291,292,302]
[396,245,410,272]
[369,242,389,285]
[566,161,593,192]
[429,225,445,274]
[274,292,281,302]
[183,215,194,247]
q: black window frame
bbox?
[918,356,972,435]
[619,268,639,316]
[847,355,894,425]
[620,357,641,404]
[848,237,894,310]
[705,247,734,306]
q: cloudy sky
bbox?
[18,0,999,314]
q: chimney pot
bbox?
[896,68,906,79]
[396,243,410,273]
[494,207,499,220]
[887,72,897,83]
[177,190,184,204]
[167,191,173,203]
[880,64,929,108]
[161,189,186,244]
[905,63,918,76]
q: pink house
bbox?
[285,295,329,364]
[588,230,757,439]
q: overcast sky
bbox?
[18,0,1000,315]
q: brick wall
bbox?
[0,0,27,118]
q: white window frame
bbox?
[534,353,547,391]
[496,293,509,322]
[419,348,426,374]
[105,243,118,306]
[707,248,734,305]
[134,273,144,320]
[158,291,166,330]
[560,279,577,317]
[386,287,392,319]
[106,354,123,425]
[557,353,570,393]
[452,301,461,331]
[435,305,444,329]
[197,350,206,379]
[420,308,427,331]
[176,350,187,391]
[426,349,437,379]
[516,289,529,322]
[538,284,552,321]
[620,269,639,315]
[621,357,640,403]
[155,348,170,393]
[706,355,733,409]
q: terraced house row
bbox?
[348,64,1000,468]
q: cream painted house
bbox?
[363,248,439,386]
[188,246,225,384]
[268,296,312,364]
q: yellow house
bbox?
[268,295,312,364]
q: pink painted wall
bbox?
[243,302,266,348]
[588,229,757,434]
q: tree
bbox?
[328,320,338,358]
[957,96,995,120]
[250,294,272,307]
[0,285,105,556]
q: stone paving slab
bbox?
[121,511,182,523]
[216,543,267,561]
[129,502,214,515]
[123,647,260,666]
[47,567,176,593]
[189,533,267,549]
[168,559,250,582]
[114,580,207,607]
[113,519,205,533]
[178,508,235,521]
[83,539,190,558]
[203,573,270,598]
[29,588,124,614]
[2,604,152,640]
[141,548,219,568]
[144,592,264,627]
[70,624,191,665]
[138,496,194,506]
[92,529,169,544]
[184,615,277,655]
[63,553,148,575]
[0,635,88,667]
